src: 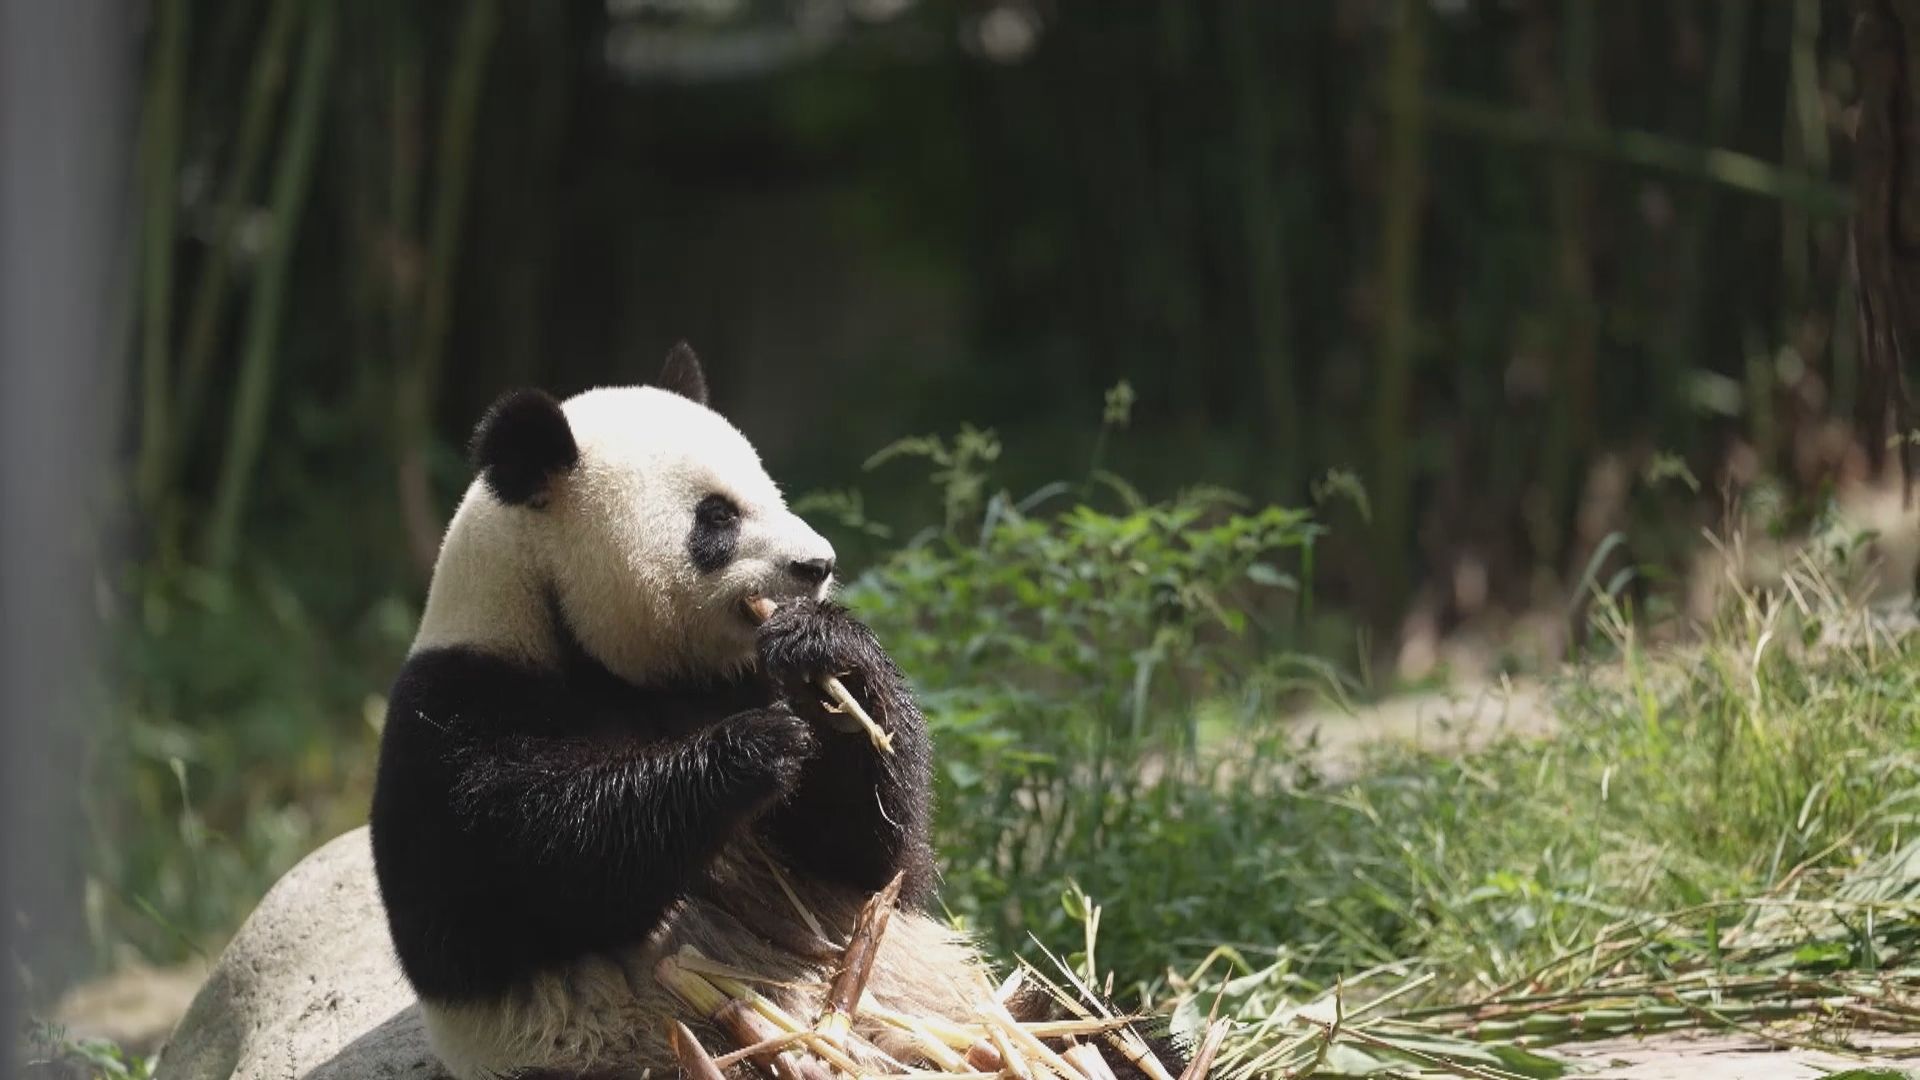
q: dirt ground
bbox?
[1284,676,1558,783]
[1558,1030,1918,1079]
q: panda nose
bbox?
[788,557,835,586]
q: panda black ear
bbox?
[470,389,579,507]
[657,341,709,406]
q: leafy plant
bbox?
[86,563,409,967]
[822,397,1326,975]
[21,1021,155,1080]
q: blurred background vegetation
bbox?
[36,0,1920,1038]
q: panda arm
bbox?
[375,649,814,998]
[756,601,937,905]
[395,649,810,910]
[446,704,812,895]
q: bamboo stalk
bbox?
[202,0,335,569]
[965,1040,1006,1073]
[1424,93,1853,216]
[1221,0,1299,492]
[1658,0,1751,441]
[1061,1043,1120,1080]
[859,1000,979,1048]
[824,678,894,753]
[1015,956,1176,1080]
[133,0,188,516]
[1782,0,1830,320]
[818,871,904,1052]
[1368,0,1428,620]
[656,951,832,1080]
[671,1020,730,1080]
[860,1006,975,1068]
[977,998,1082,1080]
[1543,0,1597,520]
[984,1021,1032,1080]
[893,1016,975,1072]
[394,0,501,573]
[1012,978,1153,1080]
[408,0,496,409]
[689,950,880,1076]
[166,0,302,512]
[861,997,1007,1069]
[710,1031,811,1070]
[1019,1019,1147,1040]
[756,845,834,948]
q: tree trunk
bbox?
[1370,0,1428,625]
[1851,0,1920,483]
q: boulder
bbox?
[154,827,448,1080]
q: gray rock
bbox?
[154,827,448,1080]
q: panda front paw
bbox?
[756,599,896,729]
[717,705,817,789]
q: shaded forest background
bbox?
[132,0,1881,618]
[39,0,1920,1005]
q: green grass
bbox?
[827,416,1919,1072]
[1034,556,1920,1076]
[81,564,404,970]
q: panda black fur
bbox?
[371,348,1168,1079]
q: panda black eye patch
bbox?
[688,494,742,574]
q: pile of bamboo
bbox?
[654,874,1223,1080]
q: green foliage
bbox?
[863,424,1006,535]
[1130,557,1920,1063]
[831,415,1920,1020]
[21,1021,155,1080]
[830,413,1326,977]
[87,565,410,966]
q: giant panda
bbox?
[370,346,1170,1080]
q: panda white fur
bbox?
[371,346,1009,1079]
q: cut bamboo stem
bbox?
[819,871,904,1051]
[861,996,1007,1068]
[657,951,830,1080]
[985,1022,1030,1080]
[671,1020,730,1080]
[978,998,1083,1080]
[996,969,1027,1004]
[1021,1018,1146,1040]
[1013,958,1176,1080]
[691,950,879,1076]
[895,1015,976,1072]
[746,596,894,754]
[709,1030,811,1071]
[823,677,896,754]
[756,844,834,948]
[859,999,975,1047]
[1062,1043,1121,1080]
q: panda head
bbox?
[416,344,836,684]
